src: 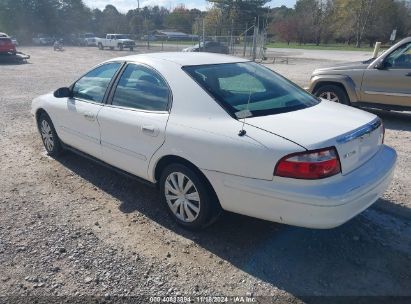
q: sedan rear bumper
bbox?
[203,145,396,228]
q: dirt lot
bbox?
[0,47,410,303]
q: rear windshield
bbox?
[183,62,319,118]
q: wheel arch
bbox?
[153,154,222,208]
[311,75,359,103]
[35,108,48,121]
[34,108,50,131]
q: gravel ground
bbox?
[0,47,410,303]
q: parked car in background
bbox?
[309,37,411,111]
[96,34,135,51]
[32,52,396,230]
[0,36,16,55]
[182,41,229,54]
[77,33,97,46]
[33,35,54,46]
[10,37,18,46]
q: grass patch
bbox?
[266,42,375,52]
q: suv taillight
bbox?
[274,147,341,179]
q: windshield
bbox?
[183,62,319,118]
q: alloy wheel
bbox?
[319,91,340,103]
[164,172,201,223]
[40,120,54,152]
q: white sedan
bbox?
[31,53,397,229]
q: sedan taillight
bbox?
[274,147,341,179]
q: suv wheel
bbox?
[160,164,221,229]
[315,85,350,105]
[38,113,63,157]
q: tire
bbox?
[37,113,64,157]
[118,44,123,51]
[110,47,114,50]
[129,47,134,51]
[315,85,350,105]
[98,43,103,50]
[160,163,221,229]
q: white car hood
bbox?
[245,100,376,149]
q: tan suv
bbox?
[308,37,411,111]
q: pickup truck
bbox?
[96,34,135,51]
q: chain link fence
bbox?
[132,25,268,61]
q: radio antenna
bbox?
[237,64,257,136]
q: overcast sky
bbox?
[83,0,297,12]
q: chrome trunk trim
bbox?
[336,118,381,144]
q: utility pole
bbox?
[252,17,257,61]
[230,19,233,55]
[202,17,205,48]
[197,17,201,51]
[243,23,248,57]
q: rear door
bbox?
[361,41,411,108]
[98,63,171,179]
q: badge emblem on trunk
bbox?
[344,150,357,158]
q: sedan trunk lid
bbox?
[245,101,384,175]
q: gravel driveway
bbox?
[0,47,410,303]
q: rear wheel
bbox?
[37,113,63,157]
[160,163,221,229]
[98,43,103,50]
[118,44,123,51]
[315,85,350,105]
[129,47,134,51]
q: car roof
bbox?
[110,52,250,67]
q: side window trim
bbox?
[69,61,126,104]
[106,62,173,112]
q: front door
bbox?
[361,42,411,108]
[98,63,171,179]
[56,62,122,158]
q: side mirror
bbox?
[54,87,72,98]
[375,60,387,70]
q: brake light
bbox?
[275,147,341,179]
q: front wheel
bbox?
[98,43,103,50]
[37,113,63,157]
[118,44,123,51]
[160,164,221,229]
[315,85,350,105]
[129,47,134,51]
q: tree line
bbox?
[269,0,411,47]
[0,0,410,46]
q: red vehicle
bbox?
[0,37,16,55]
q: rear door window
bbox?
[111,64,170,111]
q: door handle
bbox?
[142,125,158,136]
[82,112,95,121]
[142,125,155,133]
